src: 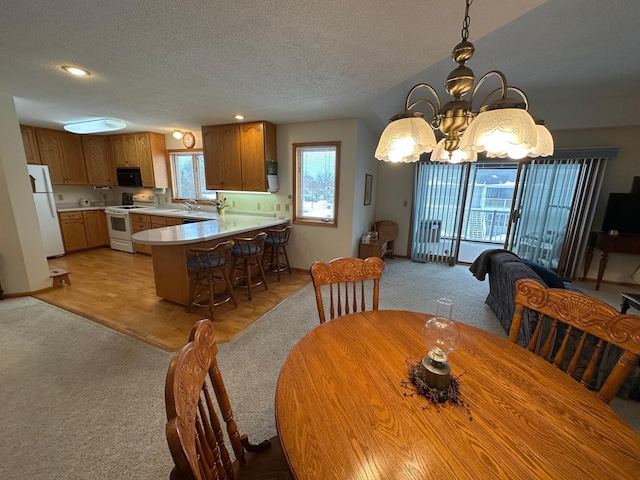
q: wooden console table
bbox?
[358,239,387,259]
[583,232,640,290]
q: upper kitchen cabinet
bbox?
[202,121,276,192]
[20,125,41,165]
[81,135,111,186]
[108,132,167,188]
[35,128,88,185]
[202,124,243,190]
[136,132,168,189]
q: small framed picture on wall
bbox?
[364,174,373,205]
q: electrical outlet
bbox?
[403,200,408,207]
[285,204,290,212]
[232,200,236,208]
[257,203,261,210]
[276,204,281,211]
[269,204,274,211]
[57,194,63,201]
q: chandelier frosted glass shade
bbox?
[528,123,554,157]
[430,138,477,163]
[458,108,538,159]
[375,116,437,163]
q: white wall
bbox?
[0,93,51,295]
[277,119,376,269]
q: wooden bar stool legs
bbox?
[231,232,268,300]
[264,226,292,282]
[187,241,237,319]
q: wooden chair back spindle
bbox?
[310,257,384,324]
[165,319,291,479]
[510,278,640,403]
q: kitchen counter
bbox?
[133,214,289,306]
[56,205,105,212]
[131,215,287,245]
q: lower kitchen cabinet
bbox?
[83,210,110,248]
[131,213,153,254]
[59,211,88,252]
[59,210,110,253]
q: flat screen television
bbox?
[601,193,640,234]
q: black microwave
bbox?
[116,168,142,187]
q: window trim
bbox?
[168,149,216,202]
[292,141,340,227]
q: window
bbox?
[293,142,340,227]
[169,152,217,200]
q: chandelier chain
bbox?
[461,0,473,41]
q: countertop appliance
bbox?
[28,164,65,257]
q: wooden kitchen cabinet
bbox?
[82,210,109,248]
[136,132,168,189]
[240,121,276,191]
[131,213,153,254]
[81,135,112,186]
[59,211,88,252]
[20,125,41,164]
[202,121,276,192]
[35,128,88,185]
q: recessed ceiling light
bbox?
[234,114,245,120]
[64,118,126,134]
[61,65,91,76]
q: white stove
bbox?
[105,194,157,253]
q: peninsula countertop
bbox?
[131,214,289,246]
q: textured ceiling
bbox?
[1,0,638,137]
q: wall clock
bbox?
[183,131,196,149]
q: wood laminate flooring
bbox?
[34,247,311,351]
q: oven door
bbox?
[106,212,132,241]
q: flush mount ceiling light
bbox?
[63,118,126,134]
[172,129,184,139]
[375,0,553,164]
[234,114,245,120]
[61,65,91,76]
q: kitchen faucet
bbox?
[188,199,200,211]
[181,199,199,211]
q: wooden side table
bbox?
[621,292,640,314]
[358,239,387,259]
[583,232,640,290]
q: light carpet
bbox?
[1,259,638,479]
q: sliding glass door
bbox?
[410,162,467,265]
[411,149,615,276]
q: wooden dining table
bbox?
[275,310,640,479]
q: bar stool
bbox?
[230,232,268,300]
[264,225,292,281]
[187,240,237,319]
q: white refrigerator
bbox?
[28,164,65,257]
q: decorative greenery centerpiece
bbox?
[403,359,471,419]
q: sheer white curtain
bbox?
[410,162,467,264]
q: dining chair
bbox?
[187,240,237,319]
[310,256,385,324]
[510,278,640,403]
[165,319,291,479]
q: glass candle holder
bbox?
[421,298,459,389]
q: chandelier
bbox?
[375,0,553,164]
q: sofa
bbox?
[470,248,640,399]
